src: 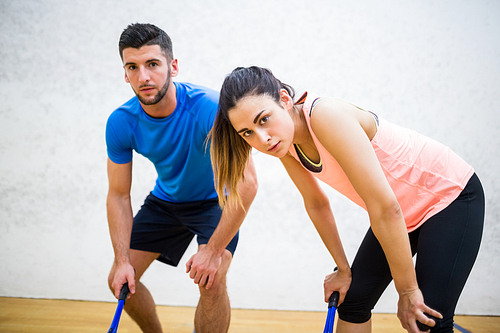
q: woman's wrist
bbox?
[336,264,351,275]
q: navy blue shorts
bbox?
[130,193,239,267]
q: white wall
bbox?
[1,0,499,315]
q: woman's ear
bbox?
[279,89,294,111]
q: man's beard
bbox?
[136,74,171,106]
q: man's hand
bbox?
[186,245,222,290]
[112,262,136,299]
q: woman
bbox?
[210,66,484,333]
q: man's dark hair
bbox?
[118,23,173,61]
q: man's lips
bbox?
[140,86,155,94]
[268,141,280,152]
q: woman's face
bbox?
[228,92,295,158]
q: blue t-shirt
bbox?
[106,81,219,203]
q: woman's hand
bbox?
[323,267,352,306]
[397,288,443,332]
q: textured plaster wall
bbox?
[1,0,499,315]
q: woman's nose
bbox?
[257,130,271,145]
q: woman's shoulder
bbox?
[310,98,360,125]
[314,97,361,112]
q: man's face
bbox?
[122,45,177,105]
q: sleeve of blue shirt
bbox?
[105,105,135,164]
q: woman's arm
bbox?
[186,155,258,289]
[310,99,441,331]
[311,99,416,291]
[280,154,351,304]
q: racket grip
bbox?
[119,283,130,301]
[327,266,339,308]
[328,291,339,308]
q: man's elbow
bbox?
[106,190,131,207]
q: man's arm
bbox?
[186,155,258,289]
[107,158,136,297]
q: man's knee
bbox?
[216,249,233,281]
[220,248,233,265]
[198,250,232,298]
[198,278,229,306]
[199,278,227,296]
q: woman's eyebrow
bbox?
[253,110,265,124]
[236,110,265,134]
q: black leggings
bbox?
[337,174,485,332]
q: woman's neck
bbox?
[292,105,313,146]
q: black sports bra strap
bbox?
[309,97,322,117]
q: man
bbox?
[106,23,257,333]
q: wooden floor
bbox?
[0,297,498,332]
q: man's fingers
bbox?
[201,275,208,287]
[114,281,131,299]
[205,273,215,290]
[194,274,203,285]
[192,269,205,285]
[190,265,204,281]
[190,269,213,288]
[128,278,136,295]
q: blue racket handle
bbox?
[323,304,337,333]
[107,300,124,333]
[107,283,130,333]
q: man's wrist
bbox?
[204,242,225,256]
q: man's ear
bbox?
[170,59,179,77]
[280,89,294,111]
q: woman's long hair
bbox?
[210,66,294,208]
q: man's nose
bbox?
[139,66,150,83]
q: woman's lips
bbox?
[268,141,280,152]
